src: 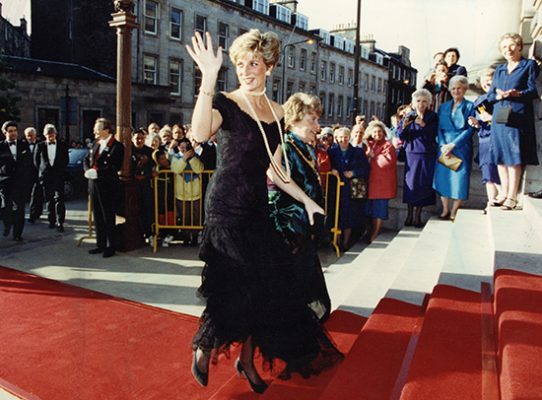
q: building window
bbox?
[328,93,335,117]
[383,80,388,94]
[378,78,382,93]
[347,68,353,86]
[298,81,305,93]
[170,7,183,40]
[143,54,158,84]
[337,95,343,117]
[252,0,269,14]
[377,103,381,119]
[287,46,295,68]
[195,15,207,37]
[218,22,229,50]
[193,64,202,96]
[309,84,316,95]
[371,76,376,92]
[217,68,227,92]
[144,0,159,35]
[320,60,327,81]
[319,92,326,112]
[363,100,368,115]
[169,59,182,95]
[272,78,281,102]
[364,73,369,91]
[286,81,294,99]
[299,49,307,71]
[310,52,316,74]
[338,65,344,85]
[346,97,352,117]
[370,101,375,117]
[329,63,335,83]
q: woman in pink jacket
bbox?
[365,121,397,243]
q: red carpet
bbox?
[399,285,482,400]
[319,298,422,400]
[494,269,542,400]
[0,266,233,400]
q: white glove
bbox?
[84,168,98,180]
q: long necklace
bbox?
[240,90,291,183]
[287,135,318,175]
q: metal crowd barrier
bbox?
[149,170,344,256]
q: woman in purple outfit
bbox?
[397,89,438,227]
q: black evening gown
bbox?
[192,93,342,378]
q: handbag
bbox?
[438,152,463,171]
[494,105,512,124]
[350,177,367,199]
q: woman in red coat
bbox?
[365,121,397,243]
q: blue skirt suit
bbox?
[433,99,475,200]
[487,58,539,166]
[397,110,438,206]
[473,93,500,184]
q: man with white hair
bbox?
[24,127,43,223]
[36,124,69,232]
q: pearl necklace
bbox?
[240,90,291,183]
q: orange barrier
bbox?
[151,170,345,256]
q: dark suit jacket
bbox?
[199,142,217,170]
[0,140,34,201]
[84,136,124,184]
[37,140,69,187]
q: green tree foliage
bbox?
[0,58,21,121]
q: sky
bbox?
[3,0,487,79]
[297,0,480,80]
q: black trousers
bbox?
[28,179,43,221]
[89,180,117,250]
[3,192,25,238]
[44,181,65,225]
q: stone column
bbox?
[468,0,522,82]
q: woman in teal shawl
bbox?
[268,92,331,321]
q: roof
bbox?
[0,55,115,82]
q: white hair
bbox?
[412,88,433,104]
[449,75,469,90]
[43,123,57,135]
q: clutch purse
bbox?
[350,177,368,199]
[438,152,463,171]
[494,105,512,124]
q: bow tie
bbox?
[48,142,56,145]
[8,141,16,146]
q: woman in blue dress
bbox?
[467,68,501,213]
[433,75,475,221]
[487,33,539,210]
[397,88,438,227]
[268,92,331,322]
[328,127,370,250]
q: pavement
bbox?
[0,198,342,317]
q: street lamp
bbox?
[281,38,317,103]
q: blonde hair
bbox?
[500,32,523,50]
[229,29,280,66]
[283,92,322,130]
[365,120,388,140]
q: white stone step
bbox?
[438,209,494,291]
[488,204,542,275]
[338,226,421,317]
[324,229,398,313]
[385,217,453,305]
[523,196,542,241]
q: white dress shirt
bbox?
[47,141,57,165]
[8,141,17,160]
[98,135,113,154]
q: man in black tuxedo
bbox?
[83,118,124,258]
[0,121,33,241]
[36,124,69,232]
[24,127,43,223]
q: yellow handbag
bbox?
[438,152,463,171]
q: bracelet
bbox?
[199,89,215,97]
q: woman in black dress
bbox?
[186,30,342,393]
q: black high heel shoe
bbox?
[235,358,268,394]
[191,351,208,387]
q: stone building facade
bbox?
[0,4,30,57]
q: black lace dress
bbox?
[192,93,342,378]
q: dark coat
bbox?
[0,139,34,202]
[37,140,69,188]
[83,136,125,185]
